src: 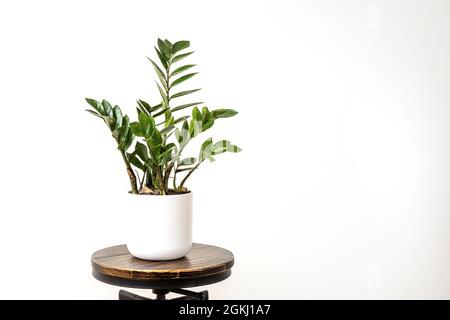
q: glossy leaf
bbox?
[85,98,104,115]
[202,120,214,132]
[138,100,152,113]
[211,109,238,119]
[178,120,190,148]
[172,51,194,63]
[171,102,203,113]
[123,130,134,151]
[172,40,190,54]
[175,128,181,142]
[154,46,168,69]
[85,109,102,119]
[170,88,201,99]
[170,64,195,77]
[160,125,175,135]
[192,106,202,122]
[101,100,113,117]
[130,122,144,137]
[158,143,175,164]
[134,141,149,162]
[171,73,198,88]
[112,105,123,130]
[138,111,155,137]
[127,152,145,171]
[179,157,196,166]
[212,140,241,154]
[157,38,172,61]
[173,115,190,125]
[136,101,150,116]
[153,107,170,118]
[156,82,168,104]
[164,39,173,51]
[150,103,163,113]
[147,58,167,89]
[199,137,214,162]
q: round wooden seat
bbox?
[91,243,234,290]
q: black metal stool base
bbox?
[119,288,209,300]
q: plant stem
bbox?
[163,164,174,194]
[178,163,200,191]
[120,150,138,194]
[173,165,178,190]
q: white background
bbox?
[0,0,449,299]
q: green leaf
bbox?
[134,141,149,162]
[138,111,155,137]
[153,107,170,118]
[172,40,190,54]
[112,105,123,130]
[146,128,163,150]
[138,100,152,113]
[190,107,203,137]
[85,98,105,114]
[189,118,201,138]
[211,109,238,119]
[130,122,144,137]
[136,102,150,116]
[171,73,198,88]
[160,125,174,135]
[164,39,173,51]
[101,100,113,117]
[122,115,130,126]
[182,119,189,132]
[127,152,145,171]
[158,143,175,164]
[202,106,211,121]
[170,64,196,77]
[200,107,213,131]
[85,109,102,119]
[158,38,172,61]
[123,130,134,151]
[163,142,176,152]
[212,140,241,154]
[199,138,214,162]
[173,115,190,125]
[178,120,190,148]
[150,103,163,113]
[156,82,168,104]
[117,122,134,151]
[170,88,201,99]
[147,58,167,90]
[154,46,168,69]
[202,120,214,132]
[171,102,202,113]
[192,106,202,121]
[175,128,181,143]
[172,51,194,63]
[179,157,196,166]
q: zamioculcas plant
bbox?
[85,39,241,196]
[85,38,240,260]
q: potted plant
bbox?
[84,39,241,260]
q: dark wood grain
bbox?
[91,243,234,282]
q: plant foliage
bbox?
[85,39,240,194]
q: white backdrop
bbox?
[0,0,449,299]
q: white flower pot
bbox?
[126,192,193,260]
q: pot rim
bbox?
[128,191,192,197]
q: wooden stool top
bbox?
[91,243,234,289]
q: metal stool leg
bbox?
[118,288,209,300]
[119,290,150,300]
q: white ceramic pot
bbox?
[126,192,193,260]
